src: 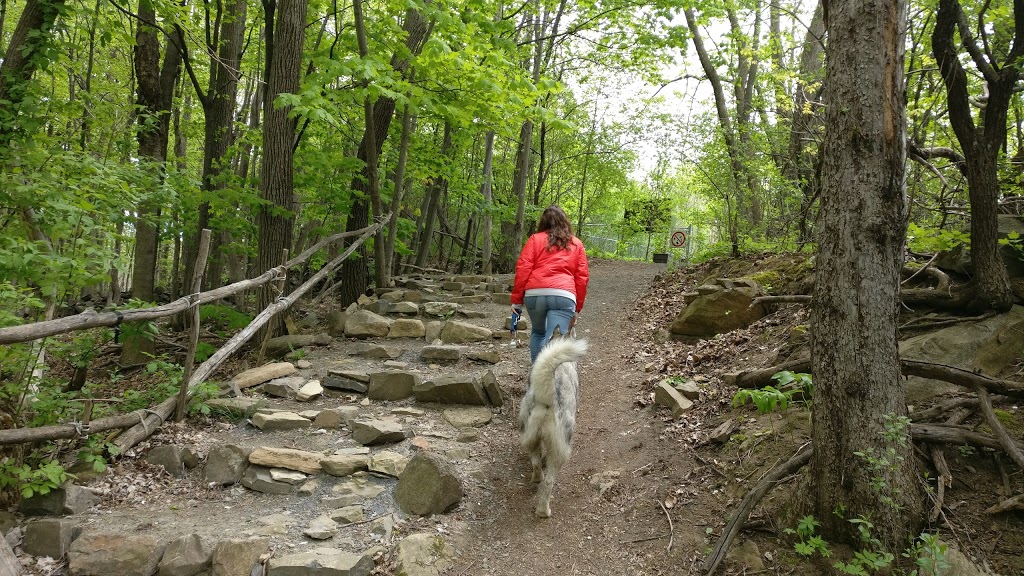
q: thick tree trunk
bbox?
[0,0,67,143]
[122,0,182,365]
[811,0,922,547]
[256,0,306,318]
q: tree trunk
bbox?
[414,123,453,269]
[338,4,430,304]
[480,130,496,274]
[122,0,182,365]
[383,103,415,278]
[0,0,67,142]
[811,0,922,547]
[932,0,1019,311]
[256,0,306,319]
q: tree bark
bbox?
[384,103,416,277]
[0,0,67,144]
[480,130,496,274]
[811,0,922,547]
[256,0,307,321]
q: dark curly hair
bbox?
[537,206,573,251]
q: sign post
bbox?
[669,226,693,263]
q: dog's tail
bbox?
[528,338,588,408]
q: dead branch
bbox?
[659,500,674,552]
[908,397,978,422]
[0,225,375,345]
[751,295,812,306]
[898,312,996,331]
[113,218,386,453]
[722,358,811,389]
[910,423,1024,452]
[985,494,1024,514]
[972,383,1024,471]
[901,256,951,292]
[927,408,969,522]
[704,446,812,576]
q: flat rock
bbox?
[249,447,322,474]
[232,362,297,390]
[395,452,464,516]
[157,533,212,576]
[420,345,465,363]
[439,320,492,343]
[443,407,492,428]
[653,381,694,417]
[670,378,700,400]
[422,302,461,317]
[324,371,369,393]
[206,397,261,415]
[390,301,419,315]
[351,418,409,445]
[330,506,365,524]
[669,284,765,339]
[449,295,487,304]
[391,407,424,416]
[710,419,741,444]
[458,310,488,319]
[314,409,345,429]
[466,350,501,364]
[368,372,420,401]
[203,444,251,486]
[241,466,297,495]
[297,380,324,401]
[24,518,81,559]
[268,550,374,576]
[299,409,321,420]
[265,333,332,358]
[270,468,308,484]
[324,475,386,507]
[262,376,306,398]
[369,451,410,477]
[413,375,488,405]
[68,532,167,576]
[348,342,404,359]
[379,290,407,302]
[388,318,426,338]
[395,533,454,576]
[211,538,270,576]
[491,293,512,305]
[320,454,370,477]
[252,411,312,431]
[304,516,339,540]
[344,310,392,338]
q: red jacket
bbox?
[511,232,589,312]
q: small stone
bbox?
[456,428,479,442]
[211,538,270,576]
[298,478,320,495]
[296,359,312,369]
[391,407,425,416]
[394,452,464,516]
[348,342,404,359]
[144,445,185,478]
[344,310,392,338]
[231,362,297,390]
[414,375,488,405]
[410,437,431,451]
[68,533,166,576]
[671,378,700,400]
[296,380,324,402]
[420,345,465,363]
[351,418,410,446]
[710,419,741,444]
[390,301,419,315]
[203,444,251,486]
[323,372,369,393]
[423,302,460,317]
[298,409,321,420]
[157,533,212,576]
[446,447,471,460]
[249,447,322,474]
[481,370,503,407]
[330,506,365,524]
[268,551,373,576]
[261,376,306,398]
[653,381,694,417]
[383,360,409,369]
[369,451,410,477]
[314,409,345,429]
[439,320,492,343]
[241,467,297,495]
[367,372,420,401]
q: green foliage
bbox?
[784,515,831,558]
[907,223,969,254]
[853,414,912,510]
[187,381,223,417]
[998,231,1024,261]
[732,371,813,414]
[77,437,119,473]
[0,458,71,499]
[199,305,254,334]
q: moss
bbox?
[748,271,781,291]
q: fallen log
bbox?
[751,295,812,306]
[726,358,1024,399]
[910,423,1024,452]
[908,397,978,422]
[112,217,386,453]
[972,383,1024,471]
[985,494,1024,514]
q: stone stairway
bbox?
[9,273,528,576]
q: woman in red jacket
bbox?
[511,206,590,362]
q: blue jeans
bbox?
[523,295,576,362]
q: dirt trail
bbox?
[447,260,711,576]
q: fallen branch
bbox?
[927,408,968,522]
[908,397,978,422]
[985,494,1024,514]
[722,358,810,388]
[899,312,995,332]
[972,383,1024,471]
[113,218,386,453]
[751,295,812,306]
[910,423,1024,452]
[659,500,675,553]
[704,446,812,575]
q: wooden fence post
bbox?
[174,229,211,421]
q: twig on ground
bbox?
[659,500,675,552]
[621,534,670,544]
[973,383,1024,471]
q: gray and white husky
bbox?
[518,335,588,518]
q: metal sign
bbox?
[670,229,688,248]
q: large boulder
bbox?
[394,452,463,516]
[24,518,81,559]
[900,305,1024,402]
[668,280,765,339]
[344,310,392,338]
[68,532,167,576]
[211,538,270,576]
[157,533,212,576]
[439,321,492,343]
[268,550,373,576]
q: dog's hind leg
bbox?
[529,452,543,484]
[535,465,557,518]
